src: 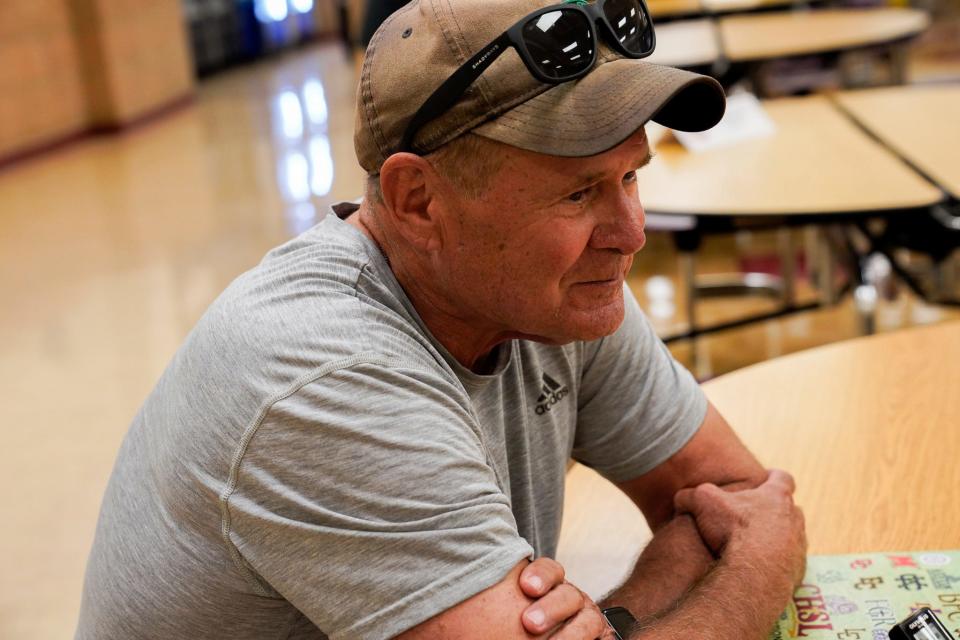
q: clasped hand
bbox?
[674,468,808,587]
[517,557,617,639]
[517,469,806,639]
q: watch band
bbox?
[602,606,639,640]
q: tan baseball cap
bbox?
[354,0,726,173]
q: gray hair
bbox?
[365,133,506,206]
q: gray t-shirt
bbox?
[76,203,707,640]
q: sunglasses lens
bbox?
[522,9,595,80]
[602,0,653,56]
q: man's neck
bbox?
[346,207,513,374]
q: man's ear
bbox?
[378,153,451,252]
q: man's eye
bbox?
[567,189,587,203]
[623,171,638,184]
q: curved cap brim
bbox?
[472,60,726,158]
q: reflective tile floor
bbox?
[0,43,369,640]
[0,42,957,638]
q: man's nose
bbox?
[590,194,646,255]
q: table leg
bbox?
[681,251,698,335]
[854,284,878,335]
[889,45,909,85]
[815,226,837,305]
[937,255,958,302]
[778,228,795,307]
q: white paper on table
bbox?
[672,92,777,153]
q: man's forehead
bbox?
[587,127,650,165]
[497,127,650,172]
[492,127,647,162]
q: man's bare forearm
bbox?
[626,545,796,640]
[616,472,807,640]
[599,514,714,619]
[600,473,772,619]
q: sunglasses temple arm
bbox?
[398,32,513,153]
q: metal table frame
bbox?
[651,202,958,344]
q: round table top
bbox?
[834,84,960,200]
[647,19,721,68]
[637,94,943,217]
[557,321,960,598]
[647,0,816,19]
[648,0,704,19]
[702,320,960,555]
[702,0,801,14]
[719,8,930,62]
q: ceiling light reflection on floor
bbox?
[309,136,334,197]
[277,90,305,139]
[286,201,318,235]
[281,151,311,202]
[302,79,328,127]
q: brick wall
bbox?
[71,0,194,127]
[0,0,89,159]
[0,0,196,161]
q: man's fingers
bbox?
[672,487,698,515]
[766,469,796,495]
[673,482,723,516]
[794,506,809,583]
[520,557,565,598]
[547,600,608,640]
[521,583,584,635]
[674,482,737,556]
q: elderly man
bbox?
[77,0,806,638]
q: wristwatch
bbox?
[889,607,956,640]
[602,606,639,640]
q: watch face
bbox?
[912,627,951,640]
[896,608,956,640]
[603,607,638,640]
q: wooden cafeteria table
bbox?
[718,8,930,63]
[557,321,960,598]
[834,84,960,200]
[636,94,942,340]
[648,0,704,20]
[646,19,721,69]
[647,0,821,20]
[702,0,801,15]
[832,85,960,308]
[639,95,941,217]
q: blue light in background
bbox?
[290,0,315,14]
[254,0,289,23]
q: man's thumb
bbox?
[674,482,723,516]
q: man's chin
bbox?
[573,315,626,342]
[546,300,627,344]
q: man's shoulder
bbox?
[242,212,375,301]
[207,216,434,363]
[131,221,458,497]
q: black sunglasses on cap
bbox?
[399,0,656,153]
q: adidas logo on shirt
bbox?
[535,373,570,415]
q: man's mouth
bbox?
[573,257,634,287]
[579,275,623,286]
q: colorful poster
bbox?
[772,551,960,639]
